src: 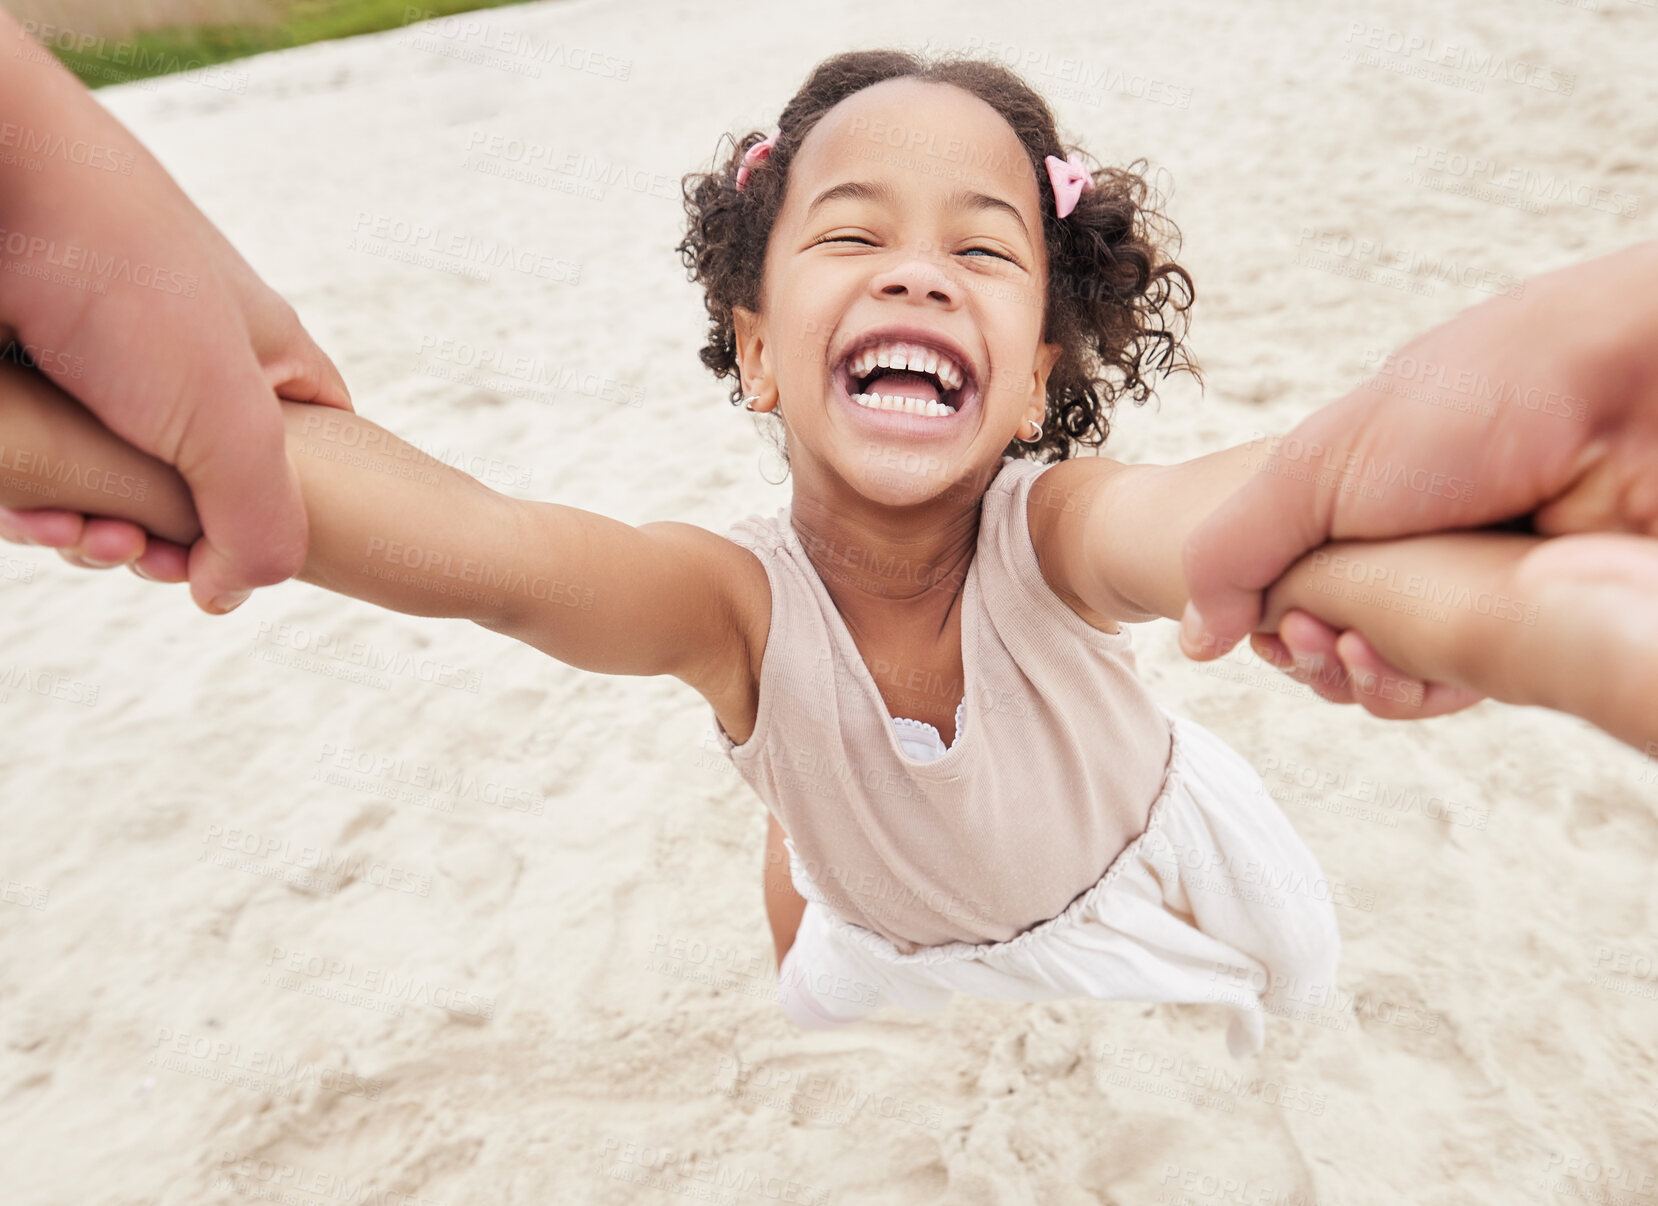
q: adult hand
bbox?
[1180,241,1658,717]
[0,12,352,613]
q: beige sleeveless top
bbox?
[711,455,1174,955]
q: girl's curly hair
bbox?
[676,48,1198,468]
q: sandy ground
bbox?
[2,0,1657,1202]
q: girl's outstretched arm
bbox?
[0,362,755,692]
[1027,440,1279,627]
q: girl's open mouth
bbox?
[832,337,979,433]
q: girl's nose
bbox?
[872,248,959,307]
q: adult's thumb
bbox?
[177,369,309,615]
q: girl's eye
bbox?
[815,236,1018,265]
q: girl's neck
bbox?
[789,478,981,634]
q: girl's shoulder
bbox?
[982,455,1129,642]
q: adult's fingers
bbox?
[0,506,86,548]
[0,507,151,566]
[1330,630,1484,720]
[71,516,153,566]
[0,507,191,581]
[1277,610,1376,704]
[1262,610,1479,719]
[132,538,190,582]
[51,515,148,568]
[1250,612,1366,702]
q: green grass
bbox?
[45,0,540,89]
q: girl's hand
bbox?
[1249,609,1485,720]
[0,508,189,582]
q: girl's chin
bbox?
[818,447,991,507]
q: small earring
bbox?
[1019,417,1043,443]
[741,394,762,411]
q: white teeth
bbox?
[852,392,956,417]
[845,339,966,397]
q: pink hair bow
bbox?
[735,133,776,191]
[1045,152,1093,219]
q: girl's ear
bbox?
[733,306,770,397]
[1033,339,1063,399]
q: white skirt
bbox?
[776,710,1343,1058]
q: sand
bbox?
[2,0,1657,1202]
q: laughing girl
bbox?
[1,49,1639,1056]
